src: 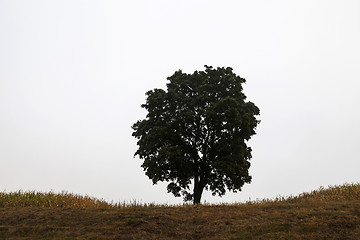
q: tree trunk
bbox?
[193,177,204,204]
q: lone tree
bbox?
[132,66,260,204]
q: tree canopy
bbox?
[132,66,260,204]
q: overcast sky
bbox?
[1,0,359,204]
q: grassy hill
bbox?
[1,183,360,239]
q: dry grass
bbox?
[0,191,115,209]
[1,183,360,239]
[244,183,360,204]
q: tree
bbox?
[132,66,260,204]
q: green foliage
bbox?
[132,66,260,203]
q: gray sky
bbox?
[1,0,359,204]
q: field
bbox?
[1,183,360,239]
